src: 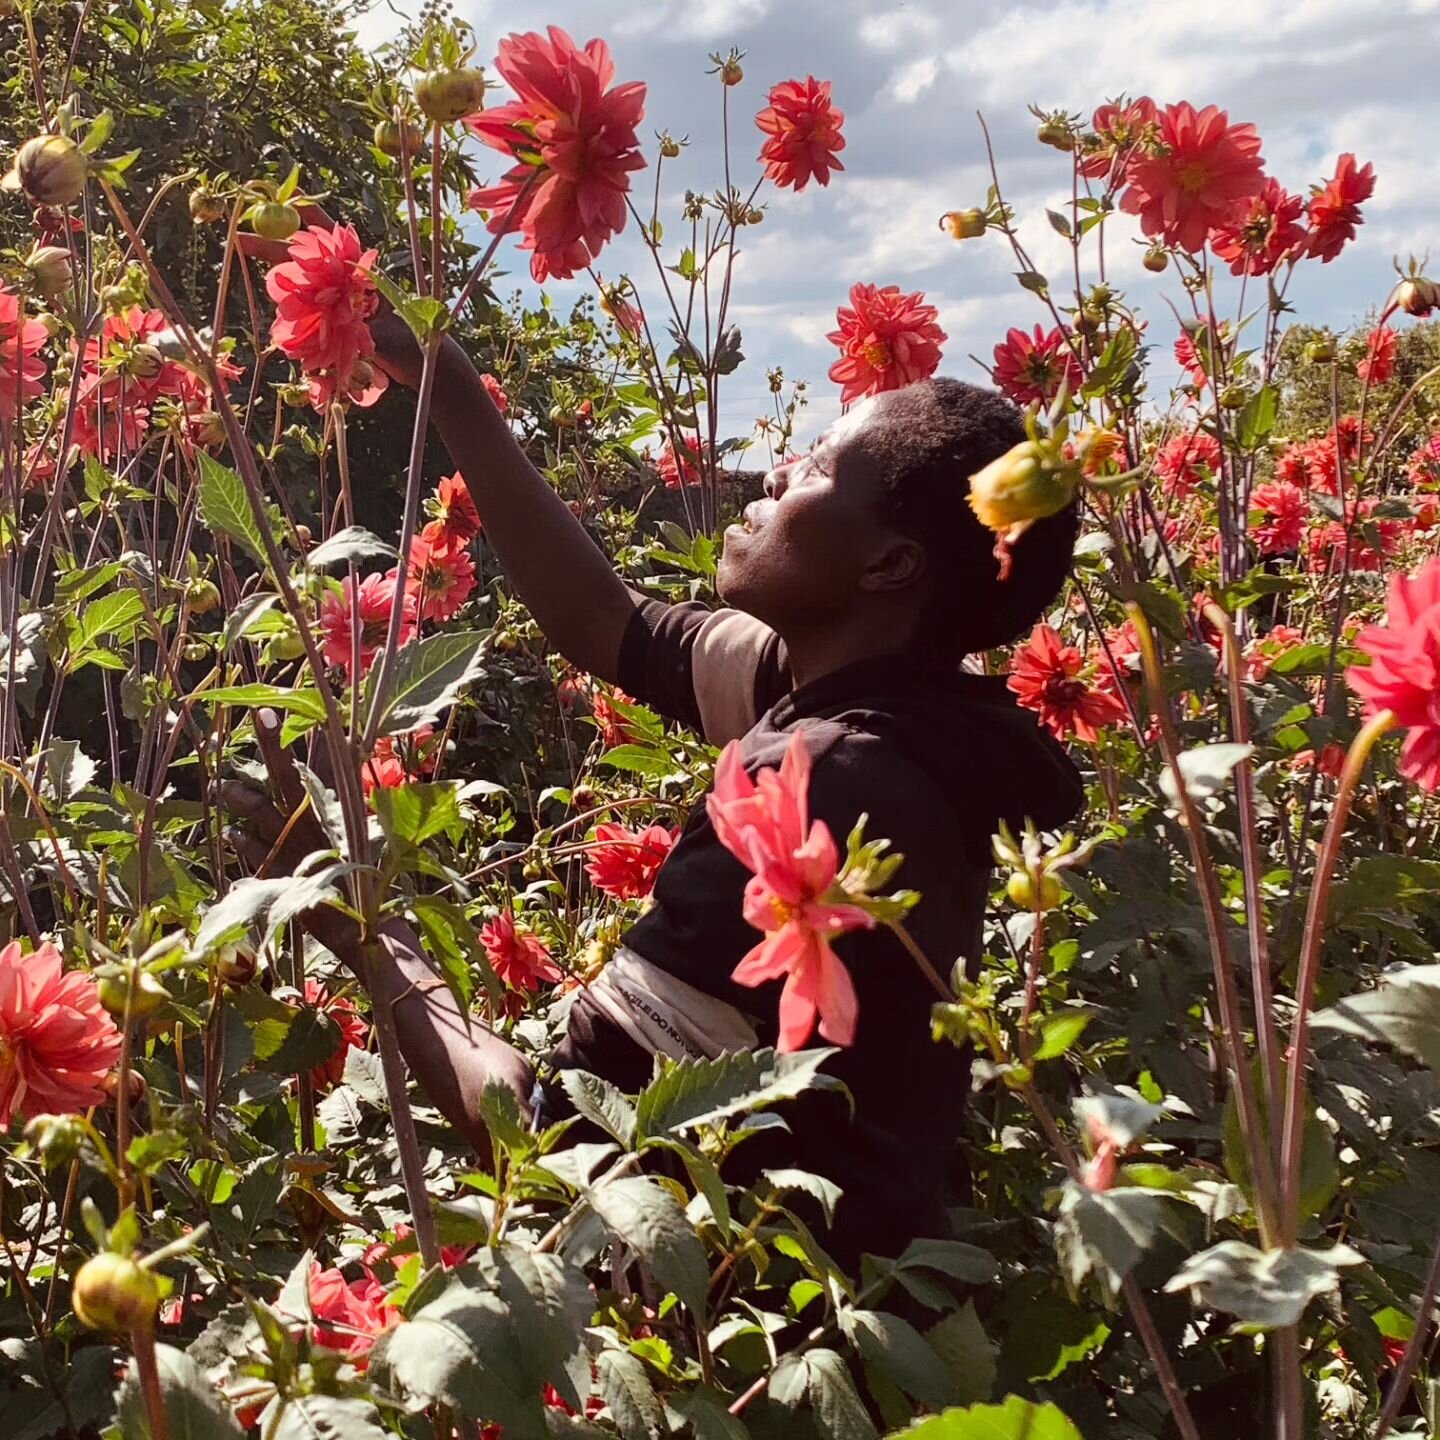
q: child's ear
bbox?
[861,535,927,595]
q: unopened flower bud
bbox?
[967,440,1080,536]
[720,59,744,85]
[250,202,300,242]
[1036,119,1075,151]
[659,134,682,159]
[24,1112,86,1162]
[373,119,423,158]
[940,208,987,240]
[4,135,88,207]
[293,524,312,550]
[745,207,764,225]
[25,245,72,299]
[188,578,221,614]
[1142,245,1169,273]
[72,1253,160,1335]
[189,187,227,225]
[1396,277,1439,318]
[414,67,486,123]
[1218,384,1248,410]
[1006,869,1064,911]
[192,412,227,448]
[1305,337,1336,364]
[215,943,257,987]
[128,343,164,381]
[96,968,169,1021]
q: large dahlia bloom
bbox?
[1208,177,1306,276]
[991,324,1084,408]
[1008,625,1128,743]
[755,76,845,192]
[1305,153,1375,263]
[0,287,49,421]
[826,283,946,405]
[468,27,647,282]
[1118,102,1265,253]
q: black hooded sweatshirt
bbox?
[544,599,1084,1263]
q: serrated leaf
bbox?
[305,526,400,569]
[267,1395,389,1440]
[365,630,488,734]
[1164,1240,1362,1331]
[895,1238,998,1286]
[585,1175,709,1314]
[1054,1181,1168,1298]
[1314,964,1440,1068]
[115,1343,244,1439]
[1032,1010,1093,1061]
[890,1396,1082,1440]
[198,452,271,569]
[227,987,343,1074]
[805,1347,879,1440]
[372,780,466,850]
[191,866,347,957]
[1235,384,1278,450]
[560,1069,638,1148]
[926,1302,996,1406]
[843,1309,957,1409]
[598,1348,665,1440]
[204,683,328,724]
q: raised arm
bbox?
[377,317,640,683]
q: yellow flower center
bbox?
[1176,161,1211,195]
[862,340,891,371]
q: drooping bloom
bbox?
[1118,102,1265,253]
[1357,325,1397,385]
[656,432,703,488]
[265,225,386,410]
[1346,557,1440,790]
[826,283,946,405]
[1155,430,1222,494]
[479,912,563,992]
[423,473,482,549]
[1008,624,1129,743]
[1208,177,1306,276]
[318,571,418,673]
[468,27,647,281]
[0,287,50,420]
[991,324,1083,408]
[706,733,874,1051]
[0,941,122,1129]
[1080,96,1157,182]
[1248,479,1307,554]
[303,981,369,1091]
[308,1263,400,1362]
[401,533,477,624]
[755,76,845,192]
[585,822,679,899]
[1305,153,1376,263]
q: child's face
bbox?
[716,394,913,637]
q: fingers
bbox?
[255,708,307,815]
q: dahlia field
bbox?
[4,5,1440,1438]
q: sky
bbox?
[353,0,1440,445]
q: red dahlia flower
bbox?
[361,726,439,797]
[1306,498,1405,574]
[0,287,49,420]
[755,76,845,192]
[1357,325,1397,385]
[401,533,477,624]
[0,940,122,1128]
[1305,153,1376,263]
[591,687,636,748]
[479,912,563,993]
[585,822,679,899]
[990,324,1083,408]
[423,473,482,548]
[707,733,873,1051]
[1118,101,1265,254]
[1208,177,1306,276]
[1347,557,1440,790]
[1408,433,1440,489]
[303,981,369,1091]
[827,282,946,405]
[657,432,704,488]
[480,371,509,414]
[1248,479,1307,554]
[1155,430,1221,494]
[468,27,646,281]
[1008,624,1128,743]
[308,1263,399,1363]
[319,571,417,674]
[265,225,386,411]
[1080,96,1157,182]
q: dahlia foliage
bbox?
[6,9,1440,1439]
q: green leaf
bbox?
[1072,1091,1163,1148]
[634,1047,843,1142]
[1032,1010,1093,1062]
[926,1302,996,1406]
[115,1343,244,1439]
[372,780,466,850]
[191,867,348,957]
[1159,742,1254,805]
[204,684,328,724]
[228,987,343,1074]
[887,1397,1082,1440]
[365,630,488,734]
[221,593,280,652]
[895,1238,998,1287]
[1314,965,1440,1068]
[805,1347,880,1440]
[305,526,400,569]
[371,270,450,343]
[597,1348,665,1440]
[410,892,495,1013]
[1235,384,1278,450]
[842,1309,958,1409]
[584,1175,709,1315]
[559,1069,638,1148]
[1045,208,1071,238]
[671,1388,751,1440]
[1164,1240,1362,1331]
[267,1395,390,1440]
[1054,1181,1168,1297]
[600,743,681,778]
[1015,271,1049,297]
[197,451,271,569]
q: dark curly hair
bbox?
[865,377,1078,660]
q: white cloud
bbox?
[613,0,772,40]
[858,6,941,52]
[888,56,939,105]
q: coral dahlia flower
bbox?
[657,432,704,488]
[585,821,679,900]
[1155,430,1222,494]
[361,726,439,797]
[1306,153,1376,264]
[0,940,122,1129]
[1357,325,1397,386]
[468,27,647,282]
[304,981,369,1092]
[319,571,417,674]
[479,912,563,993]
[1208,177,1306,276]
[0,287,49,421]
[1080,96,1157,182]
[990,324,1082,408]
[707,733,873,1052]
[755,76,845,192]
[401,533,477,624]
[1118,102,1265,254]
[1248,479,1307,555]
[827,283,946,405]
[1347,557,1440,790]
[1008,624,1128,743]
[480,371,509,414]
[265,225,386,410]
[308,1263,399,1362]
[422,473,482,548]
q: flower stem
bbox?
[1373,1227,1440,1440]
[131,1322,170,1440]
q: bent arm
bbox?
[428,337,639,682]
